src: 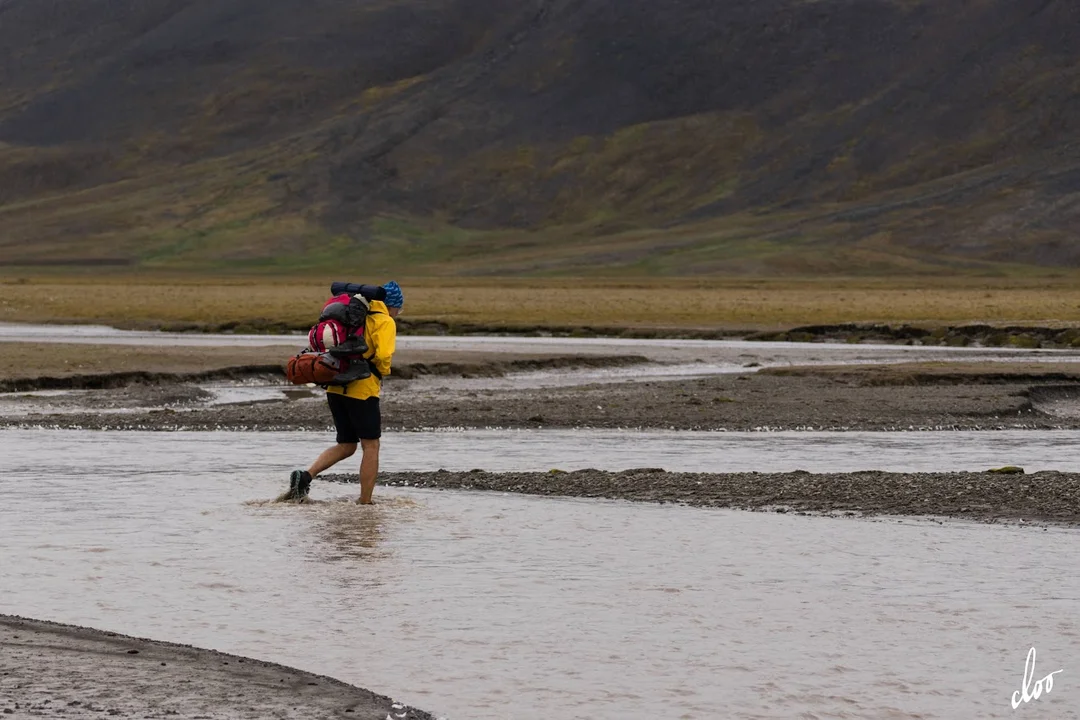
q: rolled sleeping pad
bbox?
[330,282,387,301]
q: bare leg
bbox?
[308,443,357,477]
[357,438,380,504]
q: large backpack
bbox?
[286,283,384,386]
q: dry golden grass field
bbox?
[3,274,1080,331]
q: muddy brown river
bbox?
[3,429,1080,719]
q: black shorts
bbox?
[326,393,381,443]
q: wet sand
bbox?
[386,371,1061,432]
[0,615,435,720]
[323,468,1080,526]
[3,369,1075,432]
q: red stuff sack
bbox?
[308,318,347,352]
[285,352,342,386]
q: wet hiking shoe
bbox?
[286,469,312,502]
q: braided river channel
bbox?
[4,328,1080,718]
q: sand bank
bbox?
[0,615,436,719]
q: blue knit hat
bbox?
[382,280,404,308]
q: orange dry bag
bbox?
[285,352,342,386]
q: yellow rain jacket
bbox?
[325,299,396,400]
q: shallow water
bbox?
[2,430,1080,719]
[4,320,1079,361]
[379,427,1080,473]
[6,322,1080,404]
[1,427,1076,474]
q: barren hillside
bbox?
[1,0,1078,274]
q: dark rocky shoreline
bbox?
[0,354,649,393]
[322,468,1080,526]
[748,322,1080,349]
[0,365,285,393]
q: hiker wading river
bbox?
[282,280,403,504]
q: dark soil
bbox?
[0,366,284,393]
[321,468,1080,526]
[0,354,649,392]
[383,373,1054,432]
[748,323,1080,350]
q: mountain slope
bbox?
[1,0,1079,274]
